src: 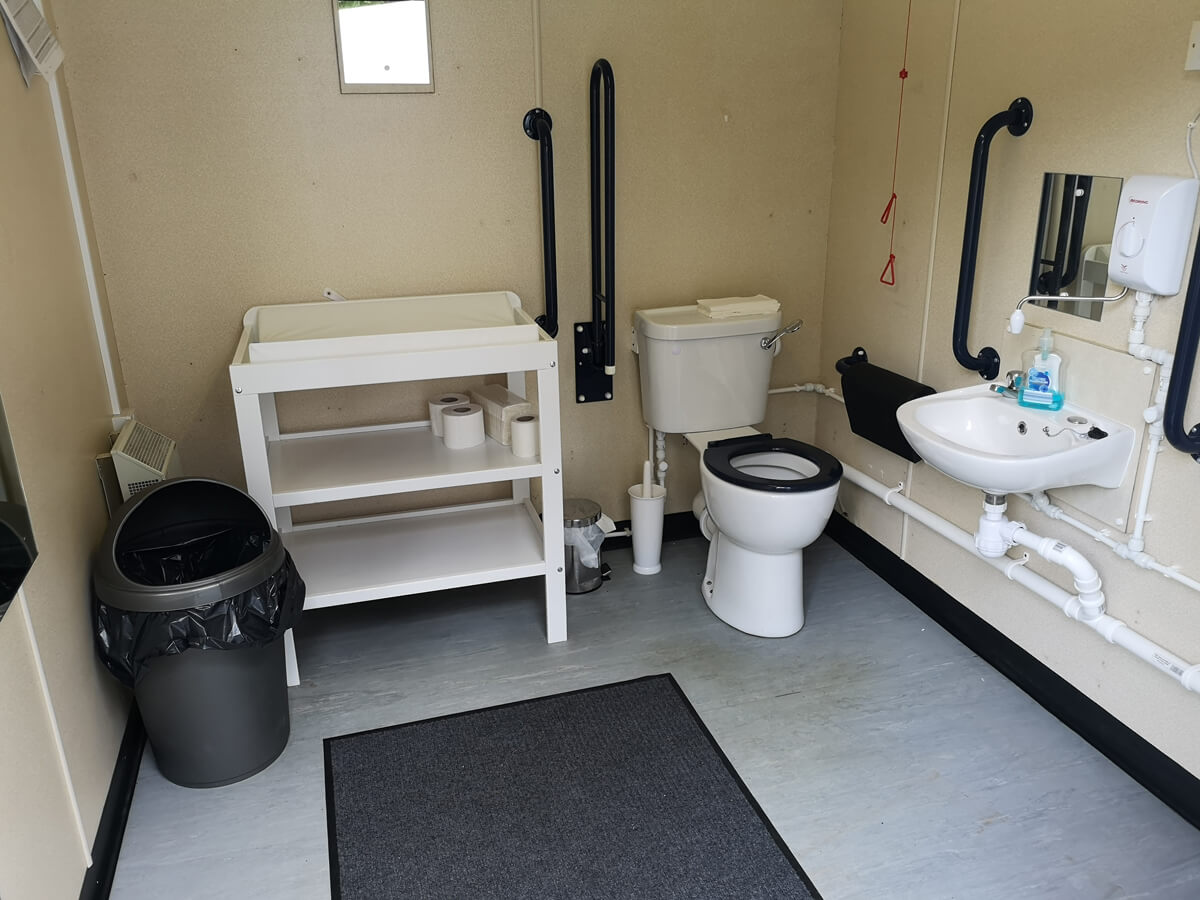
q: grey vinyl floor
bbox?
[109,536,1200,899]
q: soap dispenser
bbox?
[1018,328,1065,410]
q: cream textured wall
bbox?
[7,5,1199,895]
[0,26,129,897]
[819,0,1200,775]
[538,0,840,514]
[53,0,840,521]
[54,0,543,496]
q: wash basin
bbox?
[895,384,1135,495]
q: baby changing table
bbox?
[228,291,566,685]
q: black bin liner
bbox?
[93,478,304,688]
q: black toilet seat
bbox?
[703,434,842,493]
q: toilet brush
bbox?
[629,459,665,575]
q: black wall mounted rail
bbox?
[1163,232,1200,461]
[523,107,560,338]
[953,97,1033,381]
[576,58,616,403]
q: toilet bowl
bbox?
[697,433,842,636]
[632,301,843,637]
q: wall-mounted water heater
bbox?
[1107,174,1200,295]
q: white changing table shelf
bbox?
[228,291,565,686]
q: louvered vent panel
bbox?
[123,423,172,472]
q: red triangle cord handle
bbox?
[881,193,897,224]
[879,254,896,286]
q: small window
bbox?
[332,0,434,94]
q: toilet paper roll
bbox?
[428,392,471,437]
[511,414,539,458]
[441,403,486,449]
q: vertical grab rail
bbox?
[1164,233,1200,461]
[575,59,616,402]
[953,97,1034,380]
[591,59,615,376]
[524,107,560,337]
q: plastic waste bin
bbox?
[93,478,304,788]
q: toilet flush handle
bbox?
[761,319,804,353]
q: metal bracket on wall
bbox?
[574,322,613,403]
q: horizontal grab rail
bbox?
[953,97,1033,381]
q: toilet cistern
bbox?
[632,301,841,638]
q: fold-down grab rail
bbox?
[590,59,615,376]
[953,97,1033,381]
[524,108,560,338]
[1164,231,1200,461]
[576,59,616,403]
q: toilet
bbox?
[632,303,842,637]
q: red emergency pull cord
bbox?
[880,193,897,225]
[879,254,896,286]
[879,0,912,286]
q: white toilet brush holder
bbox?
[628,483,666,575]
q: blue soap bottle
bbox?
[1018,328,1065,410]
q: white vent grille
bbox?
[0,0,64,80]
[122,422,173,472]
[111,419,182,501]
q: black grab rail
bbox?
[953,97,1033,380]
[575,59,616,403]
[524,107,559,338]
[590,58,615,375]
[1164,232,1200,461]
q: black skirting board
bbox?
[837,348,933,462]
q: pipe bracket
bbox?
[1004,553,1031,578]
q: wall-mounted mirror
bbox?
[0,394,37,621]
[332,0,434,94]
[1028,172,1123,322]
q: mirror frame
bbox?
[0,394,37,621]
[331,0,435,95]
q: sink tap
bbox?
[989,369,1023,400]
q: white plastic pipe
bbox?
[768,382,845,403]
[654,430,667,487]
[841,462,1200,694]
[1008,526,1104,619]
[45,62,121,416]
[1019,491,1200,593]
[1128,358,1171,550]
